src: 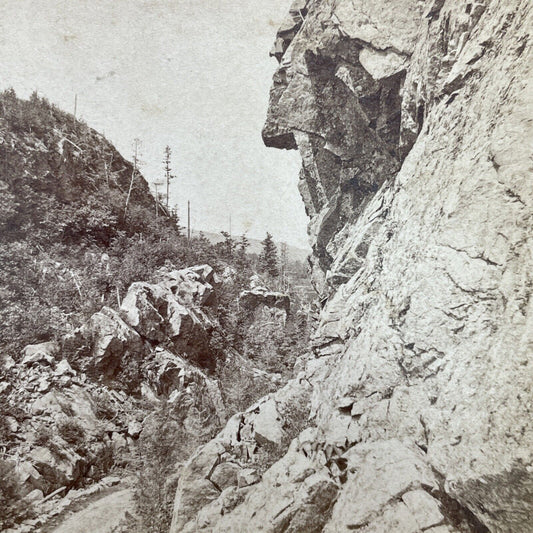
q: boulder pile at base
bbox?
[1,264,279,529]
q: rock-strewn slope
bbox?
[2,265,297,531]
[171,0,533,531]
[2,267,224,507]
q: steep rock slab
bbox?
[302,2,533,530]
[171,0,533,532]
[282,0,532,531]
[324,440,462,532]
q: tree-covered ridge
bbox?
[0,89,311,364]
[0,90,184,354]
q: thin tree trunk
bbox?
[124,167,135,217]
[124,140,139,217]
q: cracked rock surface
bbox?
[170,1,533,531]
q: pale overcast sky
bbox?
[0,0,309,248]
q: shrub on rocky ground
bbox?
[90,442,117,481]
[0,460,33,529]
[57,419,86,447]
[122,402,185,533]
[217,358,277,414]
[92,391,119,421]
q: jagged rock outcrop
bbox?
[263,0,424,293]
[171,1,533,532]
[0,265,227,511]
[239,288,290,314]
[239,286,291,325]
[119,265,218,364]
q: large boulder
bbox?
[63,306,144,379]
[166,300,214,357]
[119,267,217,362]
[239,288,290,314]
[120,282,169,342]
[239,287,291,330]
[145,348,226,424]
[250,398,286,446]
[12,461,44,495]
[158,264,220,307]
[21,342,59,367]
[29,441,87,490]
[30,386,99,434]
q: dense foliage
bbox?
[0,460,32,530]
[126,403,183,533]
[0,91,302,360]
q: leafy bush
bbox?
[90,442,116,480]
[0,460,32,529]
[33,427,53,448]
[57,419,86,447]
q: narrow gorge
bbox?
[0,1,531,532]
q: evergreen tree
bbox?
[259,232,279,278]
[234,234,252,286]
[219,231,236,260]
[129,402,182,533]
[236,234,250,260]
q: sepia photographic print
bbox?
[0,1,532,532]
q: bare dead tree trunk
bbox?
[124,139,140,217]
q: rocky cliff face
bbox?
[170,0,533,531]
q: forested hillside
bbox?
[1,88,173,354]
[0,90,309,357]
[0,91,313,532]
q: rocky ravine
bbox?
[2,265,292,531]
[170,1,533,532]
